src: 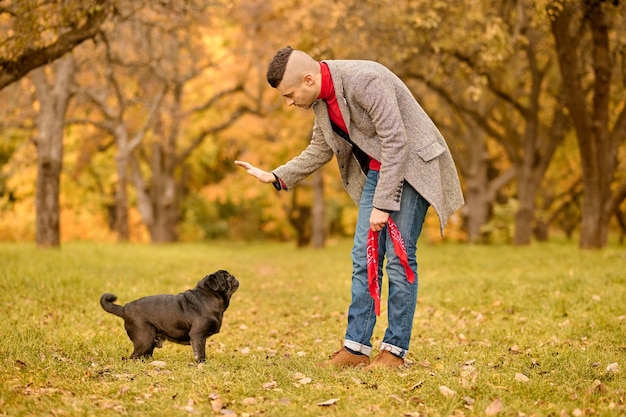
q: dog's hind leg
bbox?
[126,322,158,359]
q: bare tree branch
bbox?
[176,106,252,165]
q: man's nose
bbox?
[285,97,295,106]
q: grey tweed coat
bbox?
[273,59,464,235]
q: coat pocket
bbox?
[416,140,445,162]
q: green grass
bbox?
[0,239,624,416]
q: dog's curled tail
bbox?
[100,293,125,318]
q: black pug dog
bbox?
[100,270,239,363]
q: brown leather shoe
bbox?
[321,347,370,368]
[364,350,404,371]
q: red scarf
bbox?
[367,218,415,316]
[318,62,348,133]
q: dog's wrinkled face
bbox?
[200,270,239,300]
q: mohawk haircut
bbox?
[266,46,294,88]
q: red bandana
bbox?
[367,218,415,316]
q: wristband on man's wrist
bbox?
[272,173,285,191]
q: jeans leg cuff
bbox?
[344,340,373,356]
[380,342,407,358]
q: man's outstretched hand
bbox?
[234,160,275,183]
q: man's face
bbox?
[276,76,317,110]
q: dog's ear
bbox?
[204,271,225,292]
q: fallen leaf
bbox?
[293,372,306,379]
[211,398,223,412]
[317,398,340,406]
[460,365,478,388]
[438,385,456,398]
[509,345,521,354]
[150,361,166,368]
[262,381,277,389]
[462,396,475,405]
[96,400,126,413]
[606,362,619,374]
[587,379,607,394]
[298,377,312,385]
[515,372,530,383]
[485,398,503,416]
[242,397,257,405]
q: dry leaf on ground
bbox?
[317,398,339,406]
[262,381,277,389]
[211,398,223,412]
[515,372,530,382]
[438,385,456,398]
[606,362,619,373]
[485,398,503,416]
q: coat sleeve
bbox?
[272,120,334,189]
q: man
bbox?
[235,46,463,369]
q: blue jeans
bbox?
[344,170,429,358]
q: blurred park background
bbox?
[1,0,625,249]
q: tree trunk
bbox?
[549,0,622,249]
[149,153,179,243]
[460,127,516,243]
[113,176,130,240]
[31,55,75,247]
[114,142,131,241]
[310,169,325,248]
[513,177,536,245]
[286,186,311,248]
[463,184,490,242]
